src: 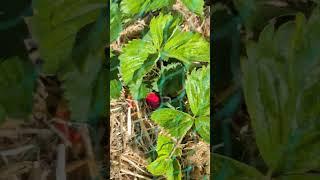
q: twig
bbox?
[120,169,152,180]
[120,156,149,175]
[79,125,101,180]
[0,145,35,156]
[127,107,132,136]
[0,129,52,138]
[56,144,66,180]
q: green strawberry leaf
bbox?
[0,57,37,122]
[110,79,122,99]
[147,156,174,176]
[171,159,182,180]
[213,153,264,180]
[151,108,194,138]
[242,10,320,173]
[195,116,210,143]
[162,29,210,63]
[185,66,210,116]
[25,0,105,74]
[157,134,182,158]
[119,39,157,84]
[110,0,122,42]
[62,53,103,122]
[181,0,204,15]
[121,0,174,17]
[149,13,175,50]
[157,62,185,98]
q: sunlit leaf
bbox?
[185,66,210,116]
[151,108,193,138]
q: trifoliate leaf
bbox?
[110,0,122,42]
[25,0,105,74]
[147,156,174,176]
[185,66,210,116]
[181,0,204,15]
[119,39,157,84]
[110,79,122,99]
[163,30,210,63]
[0,57,37,122]
[195,116,210,143]
[151,108,193,138]
[157,135,182,158]
[241,11,320,173]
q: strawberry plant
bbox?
[110,0,210,179]
[213,7,320,180]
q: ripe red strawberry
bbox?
[146,92,160,109]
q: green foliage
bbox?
[185,66,210,116]
[151,108,194,138]
[195,116,210,143]
[215,7,320,179]
[121,0,175,17]
[110,80,122,99]
[213,153,264,180]
[181,0,204,15]
[110,0,122,42]
[25,0,105,74]
[242,10,320,173]
[156,63,185,97]
[0,57,37,123]
[119,13,209,100]
[61,11,107,122]
[147,134,182,180]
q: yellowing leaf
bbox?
[157,135,182,157]
[147,156,173,176]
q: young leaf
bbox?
[110,0,122,42]
[151,108,193,138]
[0,57,37,122]
[162,29,210,63]
[195,116,210,143]
[25,0,105,74]
[185,66,210,116]
[181,0,204,15]
[157,135,182,158]
[213,153,264,180]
